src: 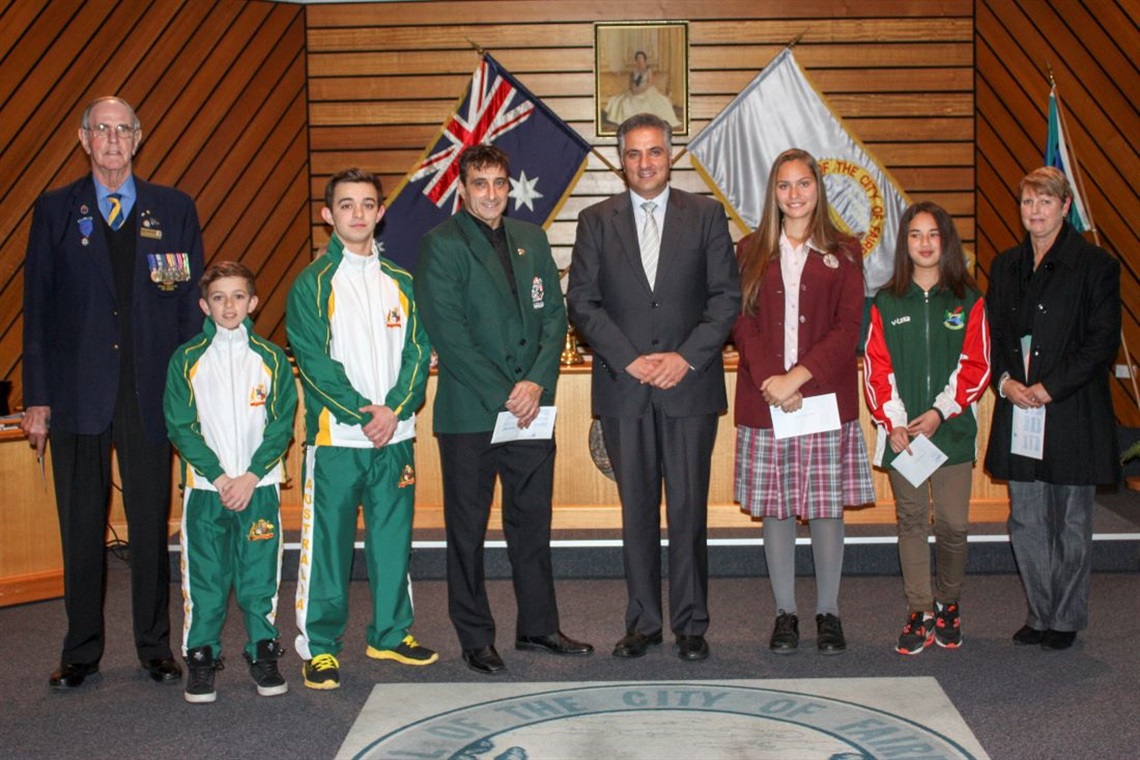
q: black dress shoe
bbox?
[462,645,506,675]
[1012,625,1046,645]
[140,657,183,684]
[49,662,99,689]
[816,613,847,654]
[516,632,594,656]
[675,635,709,661]
[612,631,663,658]
[1041,629,1077,651]
[769,612,799,653]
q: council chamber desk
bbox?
[0,356,1008,606]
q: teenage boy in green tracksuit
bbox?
[286,167,434,691]
[164,260,297,704]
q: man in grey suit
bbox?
[567,113,740,661]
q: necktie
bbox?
[108,193,124,231]
[640,201,660,288]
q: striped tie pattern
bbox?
[640,201,660,288]
[108,193,124,231]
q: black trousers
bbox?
[601,407,717,638]
[437,432,560,650]
[48,390,173,664]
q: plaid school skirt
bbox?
[734,421,876,520]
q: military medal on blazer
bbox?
[148,252,192,291]
[77,215,94,247]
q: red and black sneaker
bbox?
[934,601,963,648]
[896,611,934,655]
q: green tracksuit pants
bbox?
[294,441,416,659]
[180,485,283,659]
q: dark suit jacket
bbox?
[415,211,567,434]
[22,174,205,442]
[567,188,740,418]
[984,222,1120,485]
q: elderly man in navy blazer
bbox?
[567,113,740,662]
[21,96,205,689]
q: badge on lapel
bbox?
[822,253,839,269]
[140,209,163,240]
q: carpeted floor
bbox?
[2,564,1138,759]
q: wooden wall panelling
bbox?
[975,0,1140,426]
[306,0,976,275]
[1,0,311,408]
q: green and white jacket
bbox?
[286,233,430,448]
[164,317,297,490]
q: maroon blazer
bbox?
[732,235,864,429]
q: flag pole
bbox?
[1050,71,1139,410]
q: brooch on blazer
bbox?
[147,253,191,291]
[140,209,163,240]
[531,276,545,309]
[77,216,94,246]
[517,247,526,256]
[822,253,839,269]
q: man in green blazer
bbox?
[415,145,593,675]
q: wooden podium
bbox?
[0,358,1008,606]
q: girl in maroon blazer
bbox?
[732,148,875,655]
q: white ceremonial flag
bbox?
[687,47,910,294]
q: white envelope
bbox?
[890,433,950,488]
[771,393,841,440]
[491,406,557,443]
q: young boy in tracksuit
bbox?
[164,260,298,703]
[285,168,434,691]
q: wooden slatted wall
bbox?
[305,0,976,274]
[0,0,311,409]
[976,0,1140,426]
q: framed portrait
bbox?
[595,21,689,137]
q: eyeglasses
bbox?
[85,123,138,140]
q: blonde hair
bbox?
[1018,166,1073,203]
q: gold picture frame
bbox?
[595,21,689,137]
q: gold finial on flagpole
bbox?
[467,39,486,56]
[1046,59,1056,88]
[788,31,807,48]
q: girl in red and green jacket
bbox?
[864,201,990,656]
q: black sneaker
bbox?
[896,611,935,655]
[302,653,340,690]
[184,646,218,704]
[934,601,963,648]
[244,639,288,697]
[769,611,799,654]
[816,613,847,654]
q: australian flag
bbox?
[377,53,592,270]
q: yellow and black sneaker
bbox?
[366,634,439,666]
[302,653,341,690]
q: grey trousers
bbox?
[1007,480,1095,632]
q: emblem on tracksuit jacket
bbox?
[249,383,268,406]
[387,308,403,328]
[943,306,966,330]
[248,519,276,541]
[398,464,416,488]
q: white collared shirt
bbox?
[779,230,818,370]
